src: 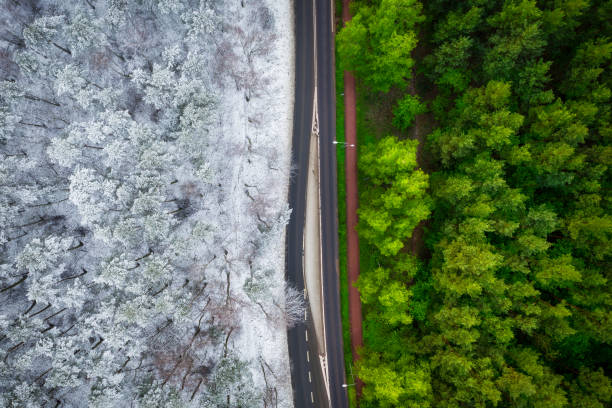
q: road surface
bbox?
[315,0,350,407]
[285,0,348,407]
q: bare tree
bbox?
[282,284,306,329]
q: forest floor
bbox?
[408,40,437,259]
[218,1,296,404]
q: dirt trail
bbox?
[342,0,365,400]
[408,40,436,259]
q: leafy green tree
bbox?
[357,255,420,326]
[428,81,524,165]
[337,0,424,92]
[484,0,547,81]
[358,352,432,408]
[424,36,473,94]
[567,368,612,408]
[358,136,430,256]
[392,94,427,130]
[431,6,483,44]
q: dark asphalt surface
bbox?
[285,0,348,407]
[315,0,349,407]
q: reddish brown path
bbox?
[342,0,365,399]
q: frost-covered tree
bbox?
[203,356,260,407]
[0,0,293,405]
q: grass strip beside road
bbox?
[335,1,383,405]
[335,1,355,404]
[354,88,381,358]
[337,64,383,408]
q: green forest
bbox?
[337,0,611,407]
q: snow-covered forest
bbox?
[0,0,296,406]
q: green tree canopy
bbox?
[337,0,424,92]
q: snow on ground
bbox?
[211,0,295,405]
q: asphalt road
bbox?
[315,0,350,407]
[285,0,323,407]
[285,0,348,407]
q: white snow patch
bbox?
[209,0,296,406]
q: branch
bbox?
[223,326,234,358]
[23,94,60,107]
[51,42,72,55]
[4,341,24,362]
[190,379,203,401]
[256,213,270,229]
[151,283,169,297]
[167,207,184,215]
[116,357,131,374]
[161,355,184,388]
[67,240,84,251]
[1,274,28,293]
[19,121,47,128]
[33,367,52,384]
[23,300,37,315]
[11,216,47,228]
[181,360,194,391]
[55,268,87,283]
[59,322,75,336]
[91,337,104,350]
[43,307,66,322]
[256,301,271,319]
[134,249,153,262]
[7,231,28,241]
[225,269,231,306]
[27,197,69,208]
[29,303,51,318]
[41,323,55,333]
